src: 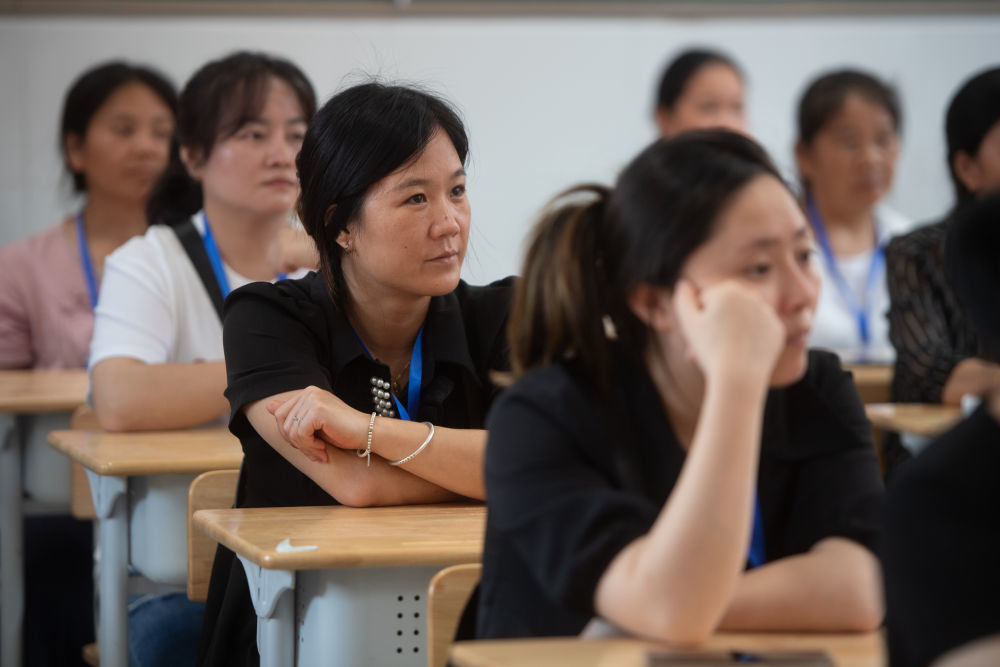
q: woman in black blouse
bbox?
[198,83,512,666]
[886,66,1000,406]
[477,131,884,642]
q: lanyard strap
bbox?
[747,495,766,569]
[75,213,100,310]
[200,213,288,301]
[354,325,424,421]
[806,198,885,347]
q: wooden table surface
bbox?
[194,502,485,571]
[844,364,892,405]
[0,369,88,413]
[865,403,963,438]
[451,631,885,667]
[47,427,242,476]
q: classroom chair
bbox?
[427,562,481,667]
[187,469,240,602]
[69,404,98,519]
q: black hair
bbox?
[945,66,1000,204]
[296,82,469,302]
[655,48,742,111]
[60,61,177,193]
[796,68,901,147]
[509,130,785,387]
[946,190,1000,356]
[146,51,316,224]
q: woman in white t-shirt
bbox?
[86,51,318,667]
[794,69,911,363]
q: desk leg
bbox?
[0,414,23,667]
[237,556,295,667]
[88,471,128,667]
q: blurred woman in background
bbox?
[653,48,747,137]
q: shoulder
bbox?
[488,361,597,435]
[105,222,184,271]
[886,218,947,262]
[799,348,850,390]
[224,271,329,330]
[452,276,516,315]
[0,223,69,269]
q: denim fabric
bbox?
[128,593,205,667]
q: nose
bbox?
[429,197,463,239]
[781,257,820,317]
[267,134,297,167]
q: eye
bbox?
[797,248,814,266]
[451,184,466,197]
[111,123,135,138]
[406,193,427,205]
[745,263,771,278]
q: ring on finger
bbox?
[292,416,302,424]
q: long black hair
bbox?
[945,66,1000,205]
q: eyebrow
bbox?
[737,226,810,252]
[394,168,467,192]
[241,117,308,126]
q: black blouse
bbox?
[197,271,513,667]
[886,215,992,403]
[476,349,884,640]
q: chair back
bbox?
[427,563,481,667]
[187,469,239,602]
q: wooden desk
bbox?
[865,403,963,438]
[845,363,893,405]
[451,631,885,667]
[0,369,88,667]
[48,427,242,667]
[194,503,485,667]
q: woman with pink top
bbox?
[0,62,177,370]
[0,61,176,666]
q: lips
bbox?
[263,178,297,188]
[786,329,811,347]
[429,250,459,262]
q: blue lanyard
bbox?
[747,496,766,568]
[806,198,885,347]
[353,326,424,421]
[74,213,99,310]
[200,213,287,300]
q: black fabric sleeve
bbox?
[484,373,658,617]
[773,352,885,558]
[886,233,965,403]
[222,281,333,418]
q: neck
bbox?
[811,193,877,257]
[80,193,148,246]
[645,341,704,451]
[343,270,430,371]
[203,199,285,280]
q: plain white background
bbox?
[1,12,998,283]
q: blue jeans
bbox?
[128,593,205,667]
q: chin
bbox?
[769,348,809,388]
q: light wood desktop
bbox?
[844,363,892,405]
[451,631,885,667]
[0,369,88,667]
[865,403,963,438]
[47,427,242,667]
[193,502,485,667]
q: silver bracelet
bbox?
[388,421,434,466]
[357,412,376,468]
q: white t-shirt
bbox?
[808,205,912,363]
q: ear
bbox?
[953,150,983,194]
[654,107,674,137]
[335,226,352,252]
[179,145,204,181]
[626,283,674,331]
[64,133,85,173]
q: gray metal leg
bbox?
[88,471,128,667]
[0,414,23,667]
[237,555,295,667]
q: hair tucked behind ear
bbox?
[508,184,619,386]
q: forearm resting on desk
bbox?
[90,357,229,431]
[719,537,884,632]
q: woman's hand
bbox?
[268,226,320,275]
[672,279,784,383]
[266,386,369,463]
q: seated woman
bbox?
[477,131,884,642]
[887,65,1000,406]
[87,51,319,667]
[884,191,1000,667]
[197,82,512,666]
[653,48,746,137]
[0,59,175,667]
[794,69,911,363]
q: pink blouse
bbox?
[0,223,94,369]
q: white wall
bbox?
[1,13,998,284]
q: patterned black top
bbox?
[886,214,991,403]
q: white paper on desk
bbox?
[276,538,318,553]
